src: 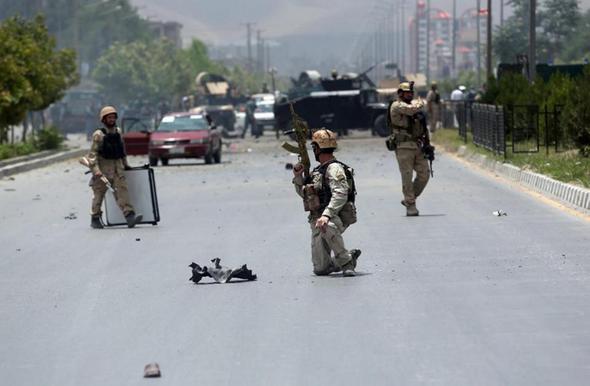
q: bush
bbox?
[35,126,63,150]
[0,141,38,160]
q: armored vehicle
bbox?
[275,68,391,137]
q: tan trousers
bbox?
[395,147,430,205]
[309,215,353,276]
[91,173,134,216]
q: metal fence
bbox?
[472,104,505,154]
[442,101,572,156]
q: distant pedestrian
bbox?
[426,81,441,132]
[450,85,466,128]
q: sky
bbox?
[129,0,590,76]
[131,0,590,45]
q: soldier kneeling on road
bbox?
[292,129,361,276]
[85,106,142,229]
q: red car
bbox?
[122,116,156,155]
[148,112,222,166]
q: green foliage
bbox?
[183,39,226,80]
[494,0,579,64]
[483,66,590,156]
[0,141,38,160]
[92,39,192,106]
[540,0,579,61]
[0,0,153,72]
[35,126,64,150]
[0,15,79,142]
[562,9,590,62]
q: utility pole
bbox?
[486,0,492,81]
[415,0,419,74]
[245,23,254,73]
[256,29,263,74]
[426,0,431,84]
[393,0,404,70]
[529,0,536,81]
[451,0,457,77]
[401,0,406,74]
[476,0,482,87]
[265,42,270,73]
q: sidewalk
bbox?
[441,143,590,213]
[0,134,89,178]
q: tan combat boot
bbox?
[406,203,419,216]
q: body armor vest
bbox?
[312,160,356,212]
[98,129,126,159]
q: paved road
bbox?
[1,133,589,385]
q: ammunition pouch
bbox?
[303,184,321,212]
[339,201,357,227]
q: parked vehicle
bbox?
[253,101,276,135]
[121,116,157,155]
[275,67,390,137]
[148,113,222,166]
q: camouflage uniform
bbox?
[293,161,356,275]
[389,96,430,215]
[87,127,134,217]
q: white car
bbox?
[253,101,275,135]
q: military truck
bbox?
[188,72,238,137]
[275,69,391,137]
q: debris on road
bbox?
[189,258,257,284]
[4,188,16,192]
[143,362,161,378]
[64,213,77,220]
[135,238,141,242]
[285,162,294,170]
[33,195,41,201]
[492,210,508,216]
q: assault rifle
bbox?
[79,156,115,192]
[281,104,311,180]
[415,112,435,178]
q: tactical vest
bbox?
[312,160,356,212]
[98,128,126,160]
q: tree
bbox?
[92,39,192,107]
[561,9,590,62]
[183,39,226,78]
[0,0,153,73]
[539,0,579,62]
[0,15,78,142]
[494,0,581,64]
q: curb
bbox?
[0,148,87,178]
[454,145,590,212]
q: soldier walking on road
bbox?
[86,106,142,229]
[388,82,431,216]
[292,129,361,276]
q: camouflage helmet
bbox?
[99,106,118,121]
[311,128,338,149]
[398,82,414,93]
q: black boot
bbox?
[125,211,143,228]
[90,215,104,229]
